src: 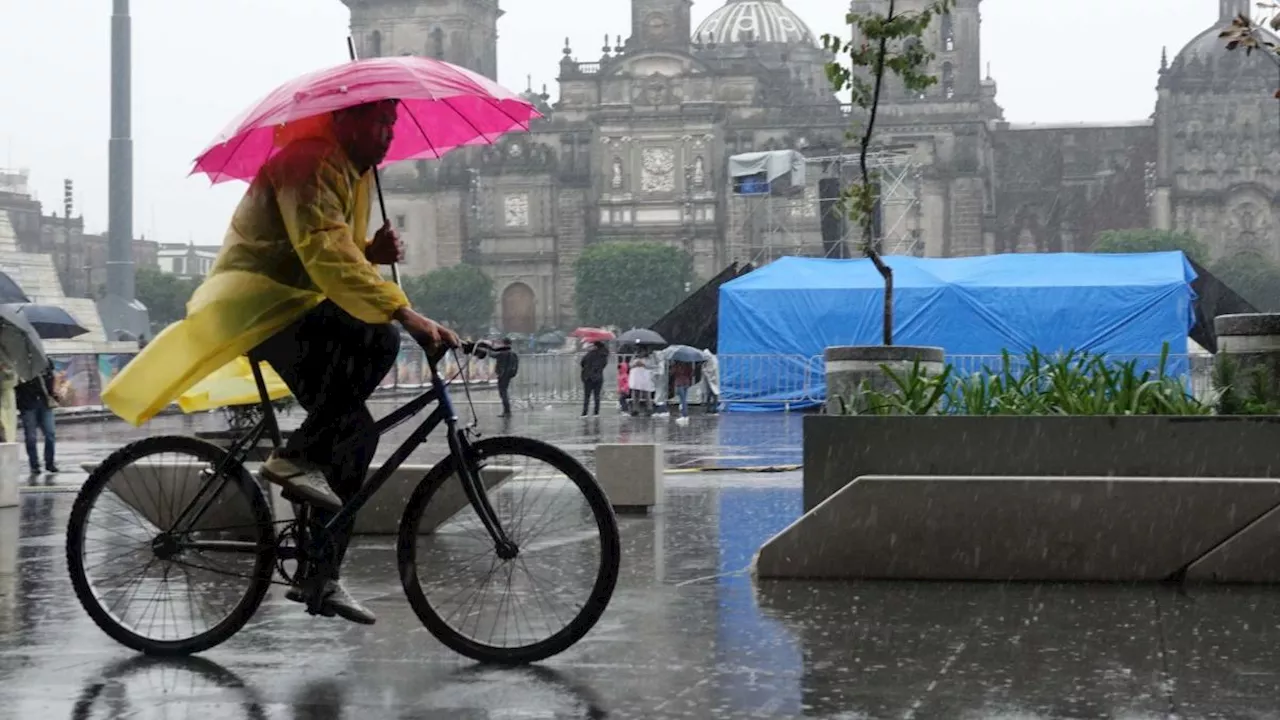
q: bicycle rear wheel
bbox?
[397,435,621,665]
[66,435,276,656]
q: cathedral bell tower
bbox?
[341,0,502,80]
[629,0,693,51]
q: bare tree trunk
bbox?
[858,0,895,346]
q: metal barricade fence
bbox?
[63,348,1221,412]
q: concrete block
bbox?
[104,462,256,532]
[755,475,1280,582]
[272,464,516,535]
[803,415,1280,512]
[1185,502,1280,583]
[595,444,663,513]
[0,444,18,508]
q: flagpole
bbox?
[347,36,400,285]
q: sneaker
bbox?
[44,464,59,473]
[28,465,38,475]
[259,455,342,511]
[285,579,377,625]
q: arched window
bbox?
[430,28,445,59]
[941,12,955,52]
[942,62,955,99]
[370,30,382,57]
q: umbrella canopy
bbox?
[178,357,291,414]
[0,273,30,305]
[666,345,707,363]
[4,304,89,340]
[617,328,667,347]
[571,327,615,343]
[193,56,541,184]
[0,306,49,382]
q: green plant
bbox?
[832,344,1215,416]
[822,0,953,345]
[1214,355,1280,415]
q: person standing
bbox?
[701,349,720,413]
[616,358,631,413]
[494,337,519,417]
[671,360,694,420]
[15,366,58,473]
[579,341,608,417]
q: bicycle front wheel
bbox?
[66,435,277,656]
[398,435,621,665]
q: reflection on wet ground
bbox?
[5,407,1280,717]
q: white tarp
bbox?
[727,150,806,185]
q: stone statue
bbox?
[692,156,705,186]
[611,157,624,189]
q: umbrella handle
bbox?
[349,36,400,287]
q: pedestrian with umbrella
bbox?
[664,345,706,422]
[4,304,90,340]
[0,305,52,448]
[100,54,539,626]
[579,340,609,417]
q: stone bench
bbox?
[595,443,663,514]
[755,475,1280,583]
[81,460,515,536]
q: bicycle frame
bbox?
[167,353,518,559]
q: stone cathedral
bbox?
[341,0,1280,333]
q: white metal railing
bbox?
[374,350,1217,409]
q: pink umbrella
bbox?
[192,55,540,184]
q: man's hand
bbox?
[366,220,404,265]
[394,307,460,356]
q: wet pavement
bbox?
[5,406,1280,717]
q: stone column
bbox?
[1214,313,1280,403]
[824,345,945,414]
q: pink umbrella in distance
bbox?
[192,55,541,184]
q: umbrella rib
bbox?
[207,121,259,184]
[400,103,443,160]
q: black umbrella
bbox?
[666,345,707,363]
[617,328,667,347]
[4,304,89,340]
[0,306,49,382]
[0,273,30,305]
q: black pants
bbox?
[497,378,512,416]
[250,300,400,578]
[582,379,602,415]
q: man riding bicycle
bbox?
[102,100,459,625]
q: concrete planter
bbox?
[823,345,945,415]
[751,415,1280,583]
[1216,313,1280,399]
[803,414,1280,511]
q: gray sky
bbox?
[0,0,1234,244]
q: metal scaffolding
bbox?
[735,148,924,265]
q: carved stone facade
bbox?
[352,0,1260,330]
[1151,0,1280,262]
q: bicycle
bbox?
[65,342,622,665]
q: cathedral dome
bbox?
[1166,1,1280,79]
[693,0,816,47]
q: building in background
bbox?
[156,243,219,279]
[0,169,159,299]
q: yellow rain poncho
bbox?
[177,356,292,413]
[103,115,410,425]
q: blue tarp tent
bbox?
[717,252,1199,410]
